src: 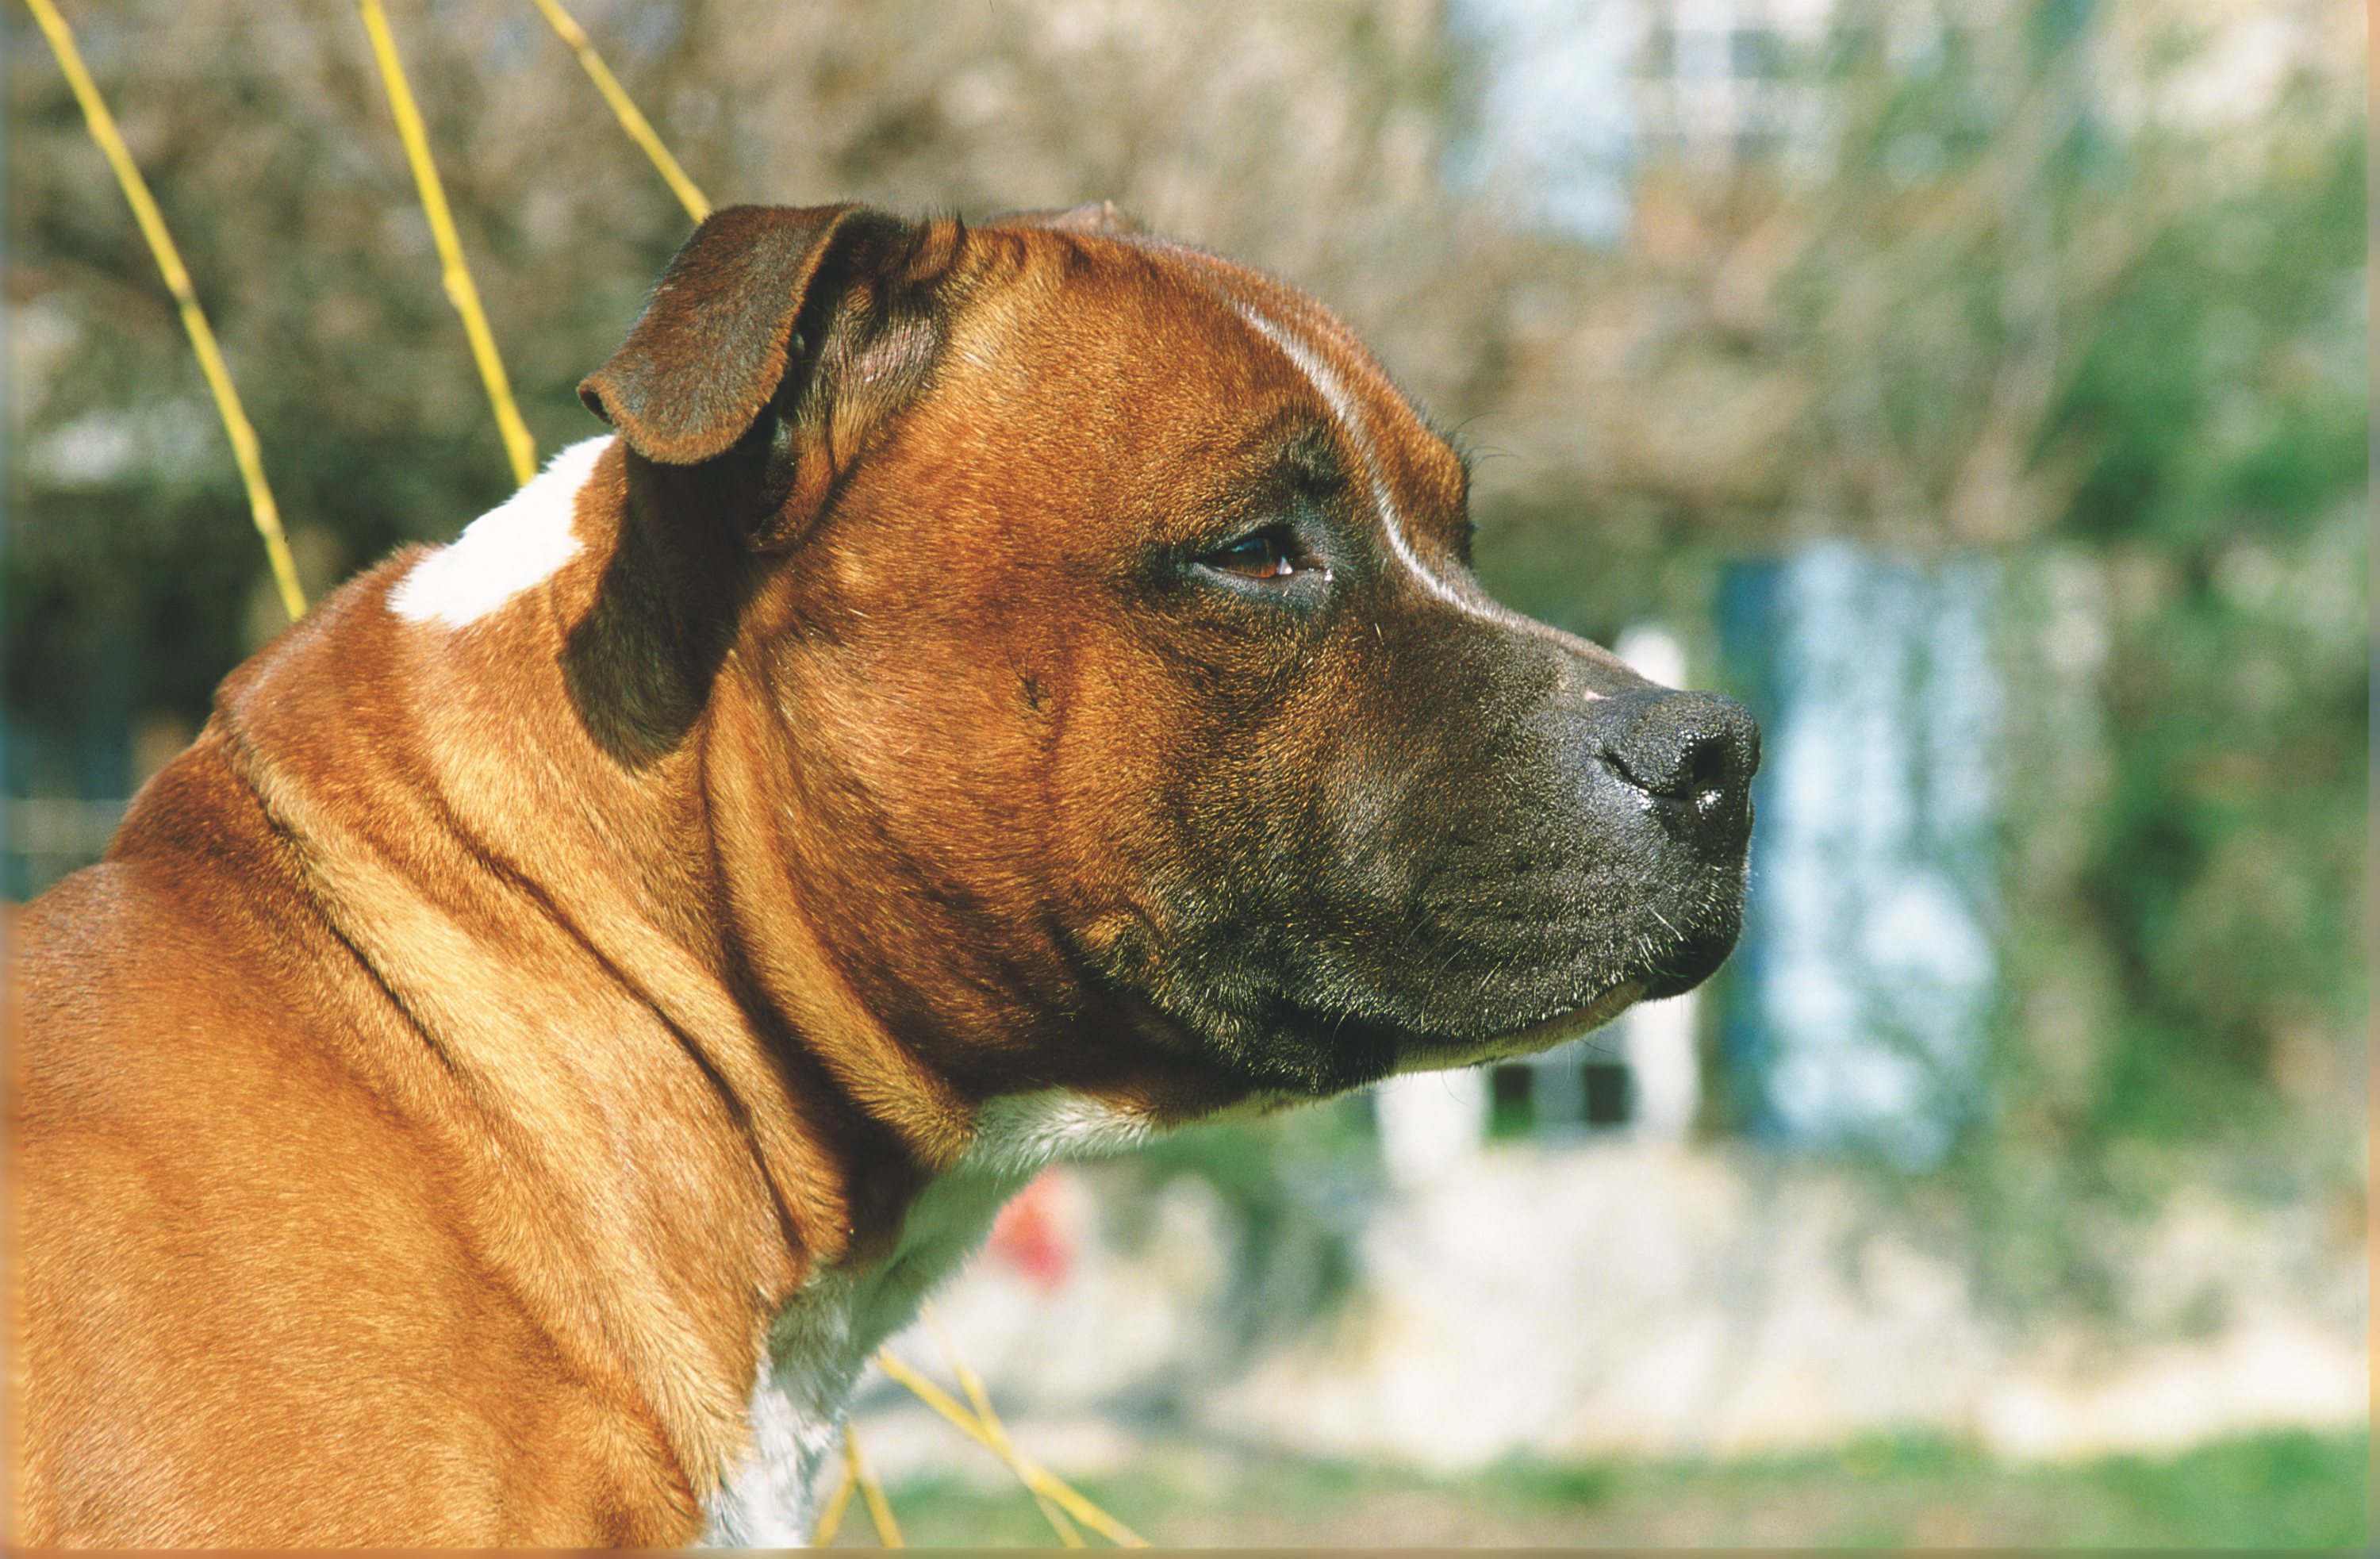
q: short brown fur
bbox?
[10,205,1757,1546]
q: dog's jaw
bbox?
[1392,978,1651,1075]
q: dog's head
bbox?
[577,203,1756,1113]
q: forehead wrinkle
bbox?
[1169,253,1467,508]
[1189,275,1489,618]
[1146,244,1609,689]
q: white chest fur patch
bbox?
[700,1089,1154,1546]
[964,1088,1160,1176]
[388,436,608,628]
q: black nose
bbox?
[1593,689,1760,852]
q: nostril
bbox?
[1683,730,1739,798]
[1595,690,1761,804]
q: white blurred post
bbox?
[1620,996,1699,1141]
[1374,1069,1488,1188]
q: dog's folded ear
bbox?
[580,203,957,542]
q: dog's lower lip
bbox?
[1494,979,1646,1050]
[1388,978,1649,1074]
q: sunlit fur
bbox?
[12,205,1752,1546]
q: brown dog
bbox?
[10,203,1756,1546]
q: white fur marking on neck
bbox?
[388,436,608,628]
[699,1089,1157,1546]
[963,1088,1159,1177]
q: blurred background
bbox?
[7,0,2367,1545]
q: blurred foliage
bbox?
[1468,0,2364,1310]
[852,1426,2370,1546]
[1108,1096,1384,1371]
[7,0,2367,1332]
[2050,141,2367,1149]
[1606,1,2372,1314]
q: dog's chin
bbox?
[1165,959,1664,1100]
[1388,978,1649,1077]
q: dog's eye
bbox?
[1200,528,1311,582]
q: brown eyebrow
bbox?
[1270,418,1349,497]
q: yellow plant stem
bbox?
[808,1450,859,1546]
[22,0,307,624]
[524,0,710,222]
[355,0,538,487]
[876,1346,1150,1547]
[845,1421,903,1547]
[923,1304,1084,1546]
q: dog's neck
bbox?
[224,436,1256,1538]
[185,447,1036,1515]
[701,1091,1156,1546]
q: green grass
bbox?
[836,1426,2370,1548]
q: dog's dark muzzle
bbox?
[1565,686,1760,998]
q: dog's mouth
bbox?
[1386,978,1649,1076]
[1168,973,1653,1100]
